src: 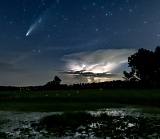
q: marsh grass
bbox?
[40,112,94,128]
[0,89,160,112]
[0,102,126,112]
[38,112,160,138]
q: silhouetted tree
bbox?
[53,76,61,85]
[124,46,160,86]
[153,46,160,84]
[123,71,137,81]
[45,76,62,89]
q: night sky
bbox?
[0,0,160,86]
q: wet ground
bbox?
[0,109,160,139]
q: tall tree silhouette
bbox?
[124,46,160,85]
[153,46,160,84]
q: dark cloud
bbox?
[0,62,26,73]
[0,62,13,70]
[61,70,120,78]
[61,70,122,83]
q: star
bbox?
[144,21,147,24]
[95,29,99,32]
[92,3,96,6]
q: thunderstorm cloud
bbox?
[61,49,136,83]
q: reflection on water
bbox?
[0,111,60,132]
[0,108,139,132]
[88,108,141,117]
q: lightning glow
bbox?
[62,49,136,82]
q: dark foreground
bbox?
[0,110,160,139]
[0,89,160,138]
[0,89,160,113]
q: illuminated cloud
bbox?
[62,49,136,83]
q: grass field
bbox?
[0,89,160,113]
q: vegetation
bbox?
[2,112,160,138]
[45,76,61,87]
[0,89,160,112]
[124,46,160,87]
[40,112,93,128]
[36,112,160,138]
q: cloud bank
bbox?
[62,49,136,83]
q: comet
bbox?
[26,3,54,37]
[26,22,37,36]
[26,32,29,36]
